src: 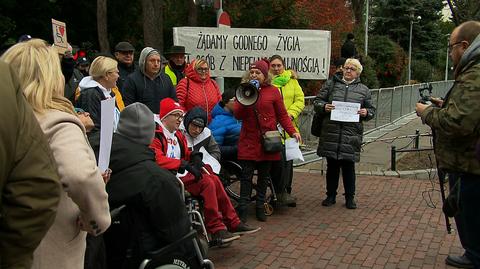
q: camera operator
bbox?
[415,21,480,269]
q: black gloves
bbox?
[180,160,202,181]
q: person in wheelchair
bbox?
[209,89,241,162]
[182,107,223,173]
[151,98,260,247]
[106,103,196,268]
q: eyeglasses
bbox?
[344,66,357,72]
[170,113,184,120]
[448,41,463,51]
[196,67,209,73]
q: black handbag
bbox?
[254,107,283,153]
[311,81,335,137]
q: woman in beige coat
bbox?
[1,39,111,269]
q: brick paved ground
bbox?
[208,172,463,269]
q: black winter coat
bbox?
[122,70,177,114]
[313,75,376,162]
[105,134,193,268]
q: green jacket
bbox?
[0,61,61,268]
[421,34,480,175]
[272,70,305,136]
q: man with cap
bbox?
[105,102,195,267]
[123,47,176,114]
[150,98,260,247]
[76,56,90,77]
[114,41,137,91]
[163,45,189,86]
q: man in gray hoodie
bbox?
[122,47,177,114]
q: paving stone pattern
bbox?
[208,172,462,269]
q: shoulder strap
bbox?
[253,105,265,135]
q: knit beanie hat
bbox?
[116,102,155,145]
[183,107,208,132]
[250,59,270,78]
[159,98,184,120]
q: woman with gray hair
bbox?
[313,58,376,209]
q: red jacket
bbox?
[150,124,191,171]
[176,61,221,122]
[234,84,296,161]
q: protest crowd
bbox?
[1,19,480,269]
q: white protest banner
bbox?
[173,27,331,80]
[98,98,116,173]
[330,101,360,122]
[51,19,68,54]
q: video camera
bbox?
[418,83,433,105]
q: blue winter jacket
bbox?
[208,103,241,159]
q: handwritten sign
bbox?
[330,101,360,122]
[51,19,68,54]
[173,27,331,80]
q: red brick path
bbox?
[208,172,463,269]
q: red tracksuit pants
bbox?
[181,166,241,234]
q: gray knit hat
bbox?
[116,102,155,145]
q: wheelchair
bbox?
[219,160,277,216]
[104,179,214,269]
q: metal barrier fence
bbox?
[298,80,454,145]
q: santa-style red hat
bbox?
[159,98,184,120]
[250,59,270,78]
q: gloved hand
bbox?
[180,160,202,181]
[190,151,205,170]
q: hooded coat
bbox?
[122,47,177,114]
[209,103,241,147]
[420,33,480,175]
[183,107,221,163]
[234,83,297,161]
[176,60,222,122]
[272,69,305,136]
[76,76,121,155]
[106,131,192,267]
[313,75,376,162]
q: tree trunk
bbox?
[447,0,460,25]
[187,0,198,26]
[97,0,110,52]
[142,0,163,51]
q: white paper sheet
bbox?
[285,138,304,161]
[330,101,360,122]
[199,147,221,174]
[98,98,115,173]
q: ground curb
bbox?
[294,168,437,179]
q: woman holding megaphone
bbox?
[234,59,302,222]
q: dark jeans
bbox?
[325,158,356,198]
[448,172,480,268]
[238,160,272,208]
[270,146,294,194]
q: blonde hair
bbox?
[345,58,363,74]
[0,39,74,115]
[193,58,209,70]
[89,56,118,79]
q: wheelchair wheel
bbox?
[220,161,242,202]
[264,202,274,216]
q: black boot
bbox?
[345,196,357,209]
[255,207,267,222]
[236,206,248,223]
[321,196,336,206]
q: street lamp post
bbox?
[407,11,421,85]
[445,35,450,81]
[364,0,369,56]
